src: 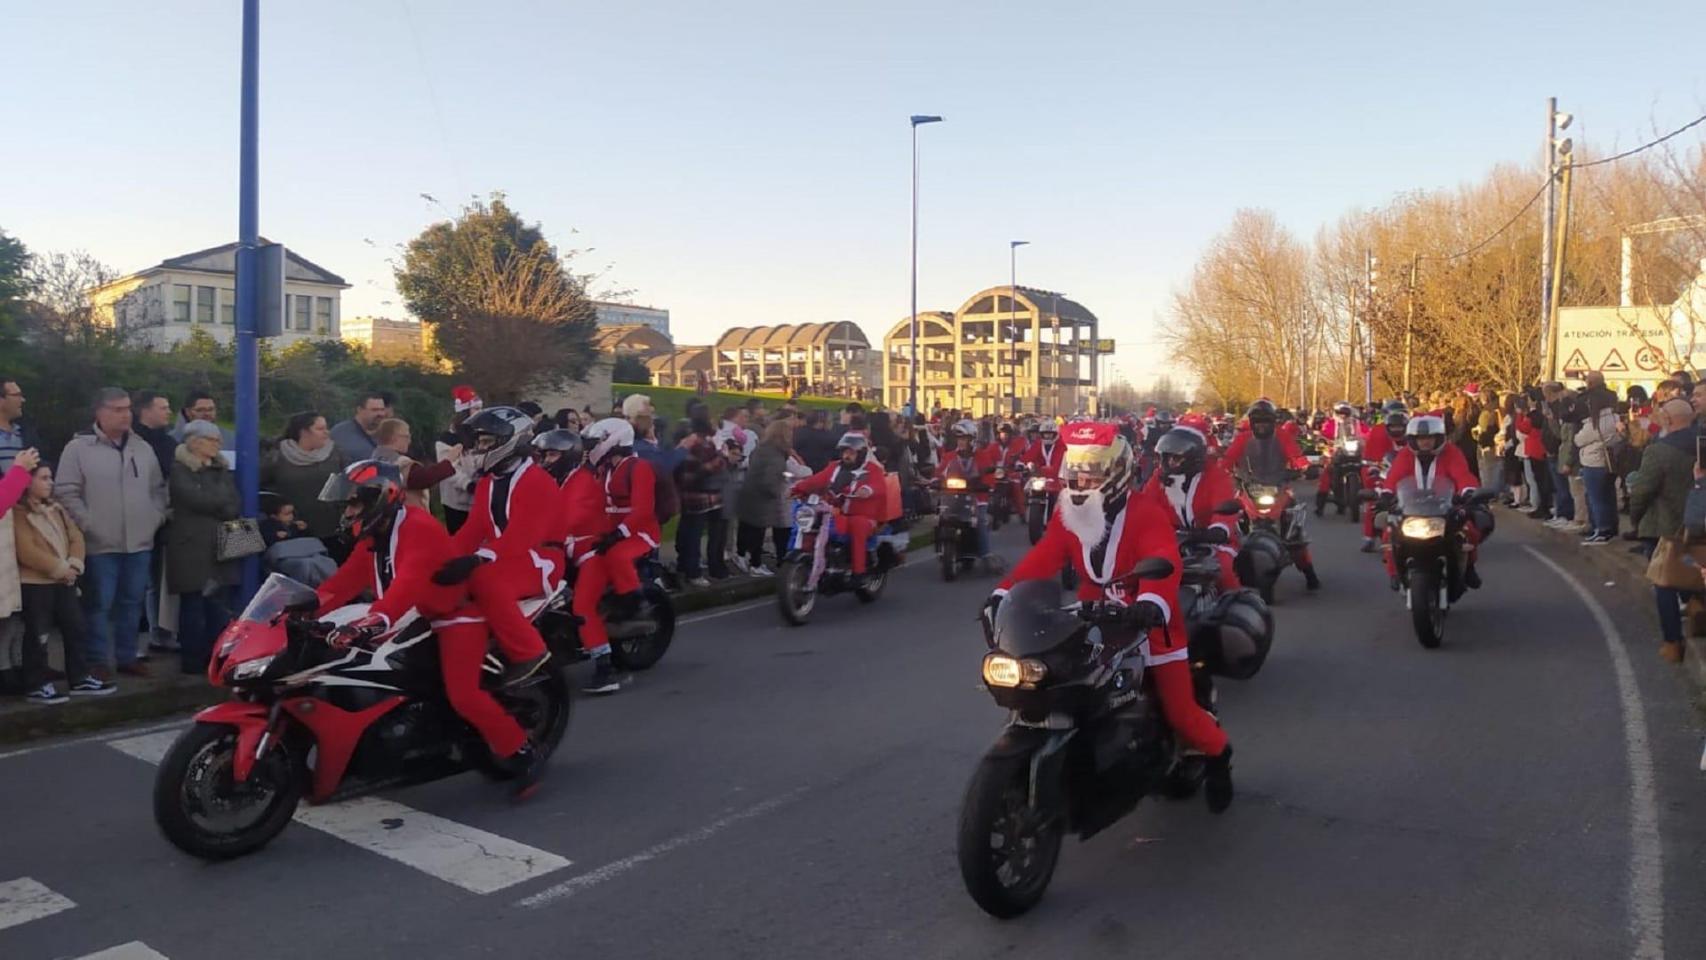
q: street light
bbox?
[908,114,943,418]
[1009,240,1029,416]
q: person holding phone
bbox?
[1632,398,1701,663]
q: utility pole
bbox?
[1546,150,1575,380]
[1364,249,1378,404]
[1402,255,1417,392]
[1540,97,1557,376]
[1008,240,1028,417]
[233,0,262,597]
[907,115,942,417]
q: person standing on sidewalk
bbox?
[674,417,728,587]
[1575,376,1623,544]
[1518,390,1553,518]
[330,391,389,464]
[54,388,167,678]
[132,390,179,658]
[166,422,242,675]
[16,460,114,702]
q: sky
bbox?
[4,1,1704,389]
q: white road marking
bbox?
[107,730,182,766]
[516,787,807,908]
[107,742,571,895]
[1526,547,1665,960]
[74,942,171,960]
[0,877,75,932]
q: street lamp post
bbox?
[908,115,943,418]
[233,0,262,597]
[1009,240,1029,417]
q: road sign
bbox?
[1562,348,1590,375]
[1600,348,1629,373]
[1554,306,1672,381]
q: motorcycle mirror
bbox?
[1213,499,1242,515]
[1133,557,1176,580]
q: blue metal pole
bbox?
[234,0,261,596]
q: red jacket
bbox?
[1380,444,1478,495]
[792,458,888,520]
[1222,428,1306,474]
[998,494,1189,659]
[1518,415,1548,460]
[1321,417,1366,442]
[1141,462,1241,538]
[936,447,1002,504]
[1364,427,1400,465]
[452,460,560,565]
[317,506,463,623]
[1021,439,1065,480]
[600,454,660,545]
[1000,436,1028,467]
[548,465,607,560]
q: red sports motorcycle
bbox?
[152,574,571,860]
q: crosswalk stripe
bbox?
[0,876,75,931]
[106,729,571,894]
[74,942,171,960]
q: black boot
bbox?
[1204,745,1234,814]
[503,651,552,687]
[1303,566,1321,591]
[582,654,622,695]
[1313,491,1327,517]
[1463,564,1482,590]
[507,742,546,801]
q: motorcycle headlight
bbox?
[982,654,1047,688]
[1256,495,1276,506]
[1028,478,1047,491]
[1343,440,1360,454]
[230,655,275,680]
[945,477,968,491]
[1400,516,1447,539]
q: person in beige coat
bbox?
[16,462,114,702]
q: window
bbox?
[172,284,192,323]
[196,286,216,324]
[220,288,235,324]
[315,296,333,335]
[294,294,311,331]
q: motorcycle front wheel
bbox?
[776,558,816,626]
[1027,504,1045,545]
[153,722,302,861]
[956,751,1063,919]
[1408,566,1445,649]
[940,538,960,582]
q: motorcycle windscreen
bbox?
[238,573,320,624]
[993,579,1083,657]
[1394,475,1454,517]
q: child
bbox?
[260,491,337,586]
[15,463,115,702]
[260,493,309,545]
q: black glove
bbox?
[1123,600,1166,630]
[432,554,488,586]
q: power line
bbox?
[1576,110,1706,168]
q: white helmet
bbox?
[951,419,978,440]
[582,417,635,466]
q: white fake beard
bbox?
[1059,488,1110,547]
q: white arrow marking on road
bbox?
[1525,547,1665,960]
[73,942,171,959]
[107,735,572,894]
[0,877,75,932]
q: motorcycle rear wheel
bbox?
[854,568,887,602]
[1409,567,1445,649]
[610,584,675,671]
[777,559,816,626]
[153,722,302,861]
[956,752,1063,919]
[482,661,573,779]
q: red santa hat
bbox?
[1063,421,1119,448]
[452,385,482,414]
[1461,382,1481,397]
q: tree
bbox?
[394,194,597,402]
[611,353,651,384]
[0,229,34,335]
[23,249,120,345]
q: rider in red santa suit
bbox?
[1314,400,1369,511]
[994,423,1028,515]
[316,460,545,798]
[572,417,660,695]
[1021,420,1065,479]
[1357,408,1408,552]
[531,429,613,662]
[1378,414,1484,590]
[791,433,888,582]
[1223,400,1319,590]
[1142,425,1242,593]
[987,422,1234,812]
[433,407,557,686]
[936,420,998,556]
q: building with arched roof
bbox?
[712,321,874,396]
[592,323,673,359]
[647,346,714,388]
[883,286,1106,416]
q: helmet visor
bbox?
[318,471,359,504]
[1063,444,1118,492]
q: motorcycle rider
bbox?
[575,417,661,695]
[315,460,545,798]
[1378,415,1484,590]
[532,429,618,666]
[1143,425,1242,592]
[1315,402,1369,518]
[935,419,998,558]
[1021,420,1065,480]
[987,422,1234,813]
[1223,400,1319,590]
[995,422,1028,517]
[433,407,557,686]
[790,433,889,585]
[1357,407,1408,552]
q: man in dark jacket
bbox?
[793,410,838,472]
[132,390,179,480]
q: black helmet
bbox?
[1153,410,1178,431]
[1382,399,1410,417]
[1155,426,1207,479]
[1383,410,1409,440]
[1246,400,1277,424]
[318,459,405,541]
[837,431,870,468]
[1276,408,1295,424]
[532,428,584,482]
[466,406,536,476]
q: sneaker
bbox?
[729,555,751,575]
[1582,533,1612,546]
[506,742,547,802]
[582,655,623,695]
[1544,518,1570,529]
[1359,537,1377,553]
[687,576,711,588]
[25,683,68,705]
[68,676,117,696]
[750,564,775,577]
[503,652,552,687]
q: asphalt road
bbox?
[3,495,1704,960]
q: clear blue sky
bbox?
[4,1,1702,387]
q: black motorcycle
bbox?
[1025,470,1061,546]
[1365,480,1494,648]
[956,538,1272,919]
[1328,439,1364,521]
[935,471,987,581]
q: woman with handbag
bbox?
[166,421,246,674]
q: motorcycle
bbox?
[153,574,571,860]
[536,554,677,672]
[956,540,1272,918]
[1025,471,1061,546]
[777,494,909,625]
[988,466,1016,531]
[1328,438,1364,521]
[1233,476,1304,604]
[1365,481,1494,648]
[934,471,987,582]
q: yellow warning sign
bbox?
[1600,348,1629,373]
[1562,348,1590,374]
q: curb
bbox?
[0,518,941,746]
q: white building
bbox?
[592,300,669,336]
[343,315,427,364]
[89,242,350,350]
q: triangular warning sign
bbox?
[1562,348,1589,373]
[1600,348,1629,372]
